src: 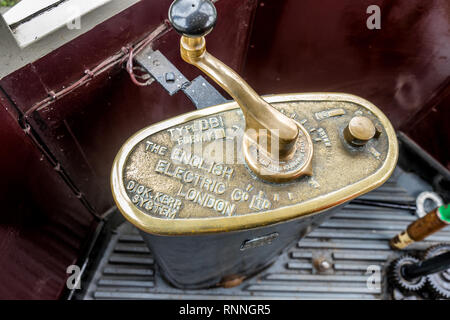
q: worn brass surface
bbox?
[390,206,450,249]
[111,93,398,235]
[180,36,312,182]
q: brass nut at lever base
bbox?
[243,122,313,183]
[180,36,206,61]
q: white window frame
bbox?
[0,0,140,79]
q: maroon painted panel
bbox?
[403,89,450,170]
[0,94,95,299]
[243,0,450,142]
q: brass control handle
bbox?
[168,0,313,182]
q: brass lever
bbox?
[168,0,313,182]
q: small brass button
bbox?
[344,116,376,147]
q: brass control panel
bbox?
[111,93,398,235]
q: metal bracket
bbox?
[134,48,227,108]
[135,48,189,96]
[182,75,227,109]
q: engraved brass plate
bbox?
[111,93,398,235]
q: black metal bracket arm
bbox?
[134,47,227,109]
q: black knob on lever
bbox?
[168,0,217,37]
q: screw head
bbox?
[313,257,333,272]
[165,72,176,83]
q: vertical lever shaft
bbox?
[168,0,314,182]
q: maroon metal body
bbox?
[0,0,448,299]
[0,92,95,299]
[243,0,449,168]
